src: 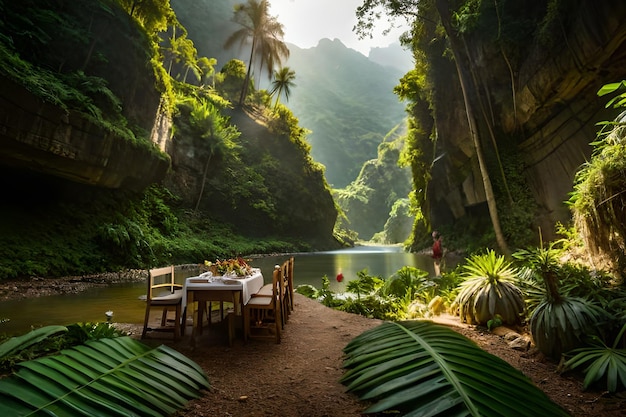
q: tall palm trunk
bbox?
[463,39,513,205]
[239,37,257,105]
[435,0,509,255]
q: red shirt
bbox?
[432,239,442,259]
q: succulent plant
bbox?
[455,250,525,326]
[515,245,607,360]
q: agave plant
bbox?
[0,335,209,416]
[341,321,569,416]
[454,250,525,326]
[515,244,607,360]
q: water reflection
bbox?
[252,245,436,291]
[0,246,441,336]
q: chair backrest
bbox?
[273,265,284,302]
[281,260,290,293]
[147,266,177,301]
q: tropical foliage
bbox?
[569,81,626,280]
[297,266,460,321]
[531,296,606,361]
[564,322,626,393]
[0,335,209,416]
[223,0,289,104]
[341,321,569,416]
[514,245,609,360]
[454,250,524,326]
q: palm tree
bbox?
[255,33,290,87]
[224,0,289,105]
[269,66,296,109]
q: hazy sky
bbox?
[268,0,407,55]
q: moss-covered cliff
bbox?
[0,0,339,279]
[334,125,413,242]
[395,0,626,250]
[0,0,170,188]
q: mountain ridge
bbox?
[283,38,407,187]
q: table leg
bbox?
[197,301,205,336]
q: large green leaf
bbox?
[342,321,569,416]
[0,336,209,416]
[0,325,68,358]
[564,323,626,392]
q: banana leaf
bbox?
[0,325,68,358]
[341,321,570,416]
[0,336,209,416]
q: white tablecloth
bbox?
[182,268,264,308]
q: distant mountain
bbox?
[368,42,414,73]
[284,38,407,187]
[172,0,409,187]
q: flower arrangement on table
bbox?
[204,257,253,277]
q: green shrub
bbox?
[455,250,525,326]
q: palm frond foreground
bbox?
[0,336,209,416]
[341,321,569,416]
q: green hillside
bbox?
[285,39,407,187]
[0,0,339,279]
[171,0,407,188]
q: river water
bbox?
[0,246,441,336]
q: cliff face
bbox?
[0,1,169,190]
[0,78,169,189]
[429,0,626,240]
[165,106,339,248]
[514,1,626,234]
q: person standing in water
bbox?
[431,231,443,276]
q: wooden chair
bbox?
[286,257,295,312]
[141,266,183,341]
[243,267,282,344]
[280,260,292,326]
[256,261,291,328]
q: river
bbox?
[0,246,444,336]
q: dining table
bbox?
[182,268,264,346]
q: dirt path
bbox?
[134,294,625,417]
[3,275,625,416]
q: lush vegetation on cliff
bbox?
[0,0,338,279]
[355,0,626,260]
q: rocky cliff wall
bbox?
[0,78,169,189]
[0,1,172,190]
[431,0,626,240]
[513,0,626,234]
